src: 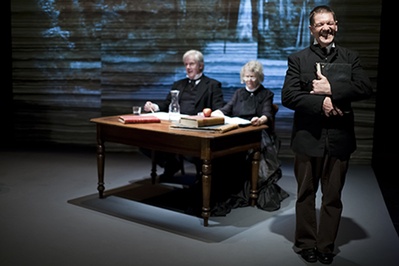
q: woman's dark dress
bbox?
[211,85,289,215]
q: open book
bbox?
[223,116,252,126]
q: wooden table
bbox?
[90,115,266,226]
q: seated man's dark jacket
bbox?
[158,74,224,115]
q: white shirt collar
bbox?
[313,40,335,54]
[187,73,203,81]
[245,85,260,93]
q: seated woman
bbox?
[210,60,289,215]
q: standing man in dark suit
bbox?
[143,49,224,180]
[281,5,373,264]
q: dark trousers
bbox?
[294,153,349,254]
[139,147,202,176]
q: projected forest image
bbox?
[33,0,327,103]
[12,0,379,162]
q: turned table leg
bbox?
[201,159,212,227]
[250,149,260,206]
[96,142,105,198]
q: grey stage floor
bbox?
[1,147,398,266]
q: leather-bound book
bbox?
[179,115,225,127]
[316,62,351,82]
[118,115,161,124]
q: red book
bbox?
[118,115,161,124]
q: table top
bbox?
[90,113,267,139]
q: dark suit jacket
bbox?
[281,44,373,158]
[158,74,224,115]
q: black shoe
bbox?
[317,252,334,264]
[299,248,317,263]
[163,158,181,176]
[158,173,174,183]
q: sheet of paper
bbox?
[141,112,250,126]
[141,112,188,121]
[223,116,251,126]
